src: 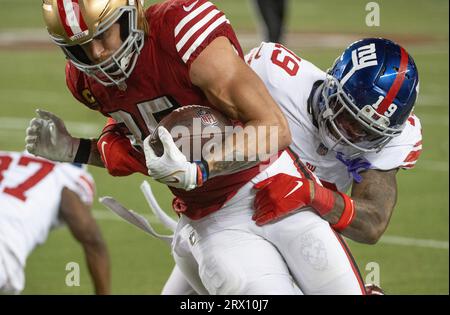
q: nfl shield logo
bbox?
[197,109,218,126]
[316,143,329,156]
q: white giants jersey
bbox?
[246,42,423,192]
[0,151,95,267]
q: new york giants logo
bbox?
[352,43,378,69]
[341,43,378,86]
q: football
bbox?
[149,105,233,162]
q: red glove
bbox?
[253,173,336,226]
[97,119,148,177]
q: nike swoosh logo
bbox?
[284,181,304,198]
[165,178,180,184]
[183,0,199,12]
[159,170,185,184]
[101,141,108,168]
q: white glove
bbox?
[25,109,80,162]
[143,127,207,191]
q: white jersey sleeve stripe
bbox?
[174,2,214,37]
[176,9,221,52]
[181,15,229,63]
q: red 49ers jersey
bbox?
[66,0,243,138]
[65,0,263,219]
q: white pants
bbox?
[170,151,365,295]
[0,243,24,295]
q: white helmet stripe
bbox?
[63,0,82,35]
[57,0,88,40]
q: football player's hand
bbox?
[252,173,315,226]
[25,109,80,162]
[143,127,207,191]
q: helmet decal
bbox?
[370,95,397,118]
[43,0,146,87]
[56,0,89,41]
[375,47,409,115]
[340,43,378,86]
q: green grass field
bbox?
[0,0,448,294]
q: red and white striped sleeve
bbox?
[169,0,243,67]
[401,140,422,169]
[58,163,96,206]
[76,173,96,206]
[400,116,423,170]
[365,114,423,170]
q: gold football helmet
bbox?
[42,0,148,87]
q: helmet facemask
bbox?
[56,5,144,87]
[316,75,400,158]
[311,38,419,158]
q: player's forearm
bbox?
[202,71,291,178]
[86,139,105,168]
[205,121,283,178]
[322,194,394,244]
[190,37,291,178]
[83,241,111,295]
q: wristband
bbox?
[331,192,356,232]
[195,160,209,186]
[311,183,336,217]
[74,138,91,164]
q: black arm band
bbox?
[74,138,92,164]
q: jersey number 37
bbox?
[0,154,54,202]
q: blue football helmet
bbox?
[316,38,419,157]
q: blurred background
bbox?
[0,0,448,294]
